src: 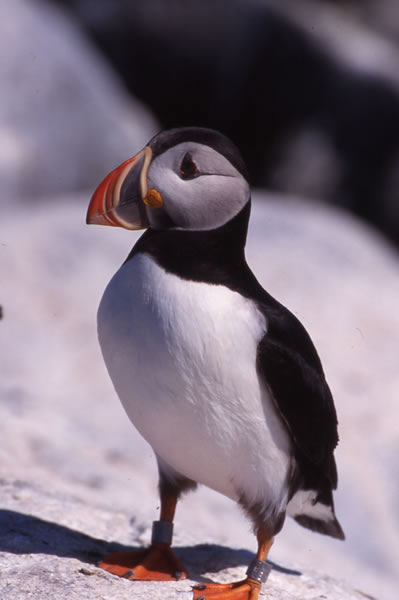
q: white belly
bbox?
[98,253,292,515]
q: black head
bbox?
[148,127,249,181]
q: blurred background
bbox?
[1,1,398,599]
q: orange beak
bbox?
[86,146,154,230]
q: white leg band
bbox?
[246,558,272,584]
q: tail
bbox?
[287,488,345,540]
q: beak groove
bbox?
[86,146,153,230]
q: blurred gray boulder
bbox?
[0,0,157,201]
[47,0,399,247]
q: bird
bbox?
[86,126,344,599]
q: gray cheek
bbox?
[148,165,249,231]
[192,192,228,228]
[171,177,249,230]
[147,170,185,228]
[191,177,249,230]
[164,182,219,229]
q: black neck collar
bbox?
[125,202,253,286]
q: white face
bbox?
[146,142,250,230]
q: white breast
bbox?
[98,253,292,517]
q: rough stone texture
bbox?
[0,479,372,600]
[0,0,157,201]
[1,193,398,599]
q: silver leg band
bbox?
[151,520,173,545]
[246,558,272,584]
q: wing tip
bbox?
[294,514,345,540]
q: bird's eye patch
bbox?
[179,152,200,180]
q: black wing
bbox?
[256,298,339,483]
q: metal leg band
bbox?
[246,558,272,584]
[151,520,173,545]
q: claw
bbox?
[121,569,134,579]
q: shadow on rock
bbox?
[177,543,301,583]
[0,509,130,564]
[0,509,301,579]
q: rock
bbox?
[1,192,397,599]
[0,478,372,600]
[0,0,157,202]
[329,0,399,47]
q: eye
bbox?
[179,152,200,180]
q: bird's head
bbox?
[86,127,250,232]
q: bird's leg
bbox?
[98,486,187,581]
[192,530,273,599]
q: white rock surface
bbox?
[0,0,157,201]
[1,192,398,599]
[0,479,372,600]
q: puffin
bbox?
[86,127,344,600]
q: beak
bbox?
[86,146,156,230]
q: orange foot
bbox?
[193,578,261,600]
[193,578,262,600]
[98,543,187,581]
